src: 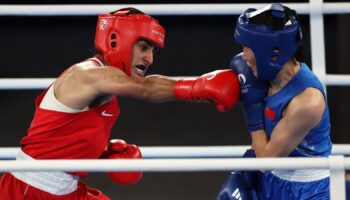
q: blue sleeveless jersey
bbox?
[264,63,332,157]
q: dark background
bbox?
[0,1,349,199]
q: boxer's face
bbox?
[242,46,257,77]
[129,40,156,77]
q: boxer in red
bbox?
[0,7,240,200]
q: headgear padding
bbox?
[235,4,302,80]
[95,8,165,75]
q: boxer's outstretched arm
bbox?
[56,65,240,111]
[97,67,240,111]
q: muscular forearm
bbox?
[251,130,270,157]
[251,130,293,157]
[142,75,177,102]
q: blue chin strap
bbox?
[235,3,302,81]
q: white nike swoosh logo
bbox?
[102,110,114,117]
[206,73,217,81]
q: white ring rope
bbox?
[0,78,55,90]
[0,77,188,90]
[0,154,347,199]
[326,75,350,86]
[1,74,350,90]
[0,157,345,172]
[0,3,350,16]
[0,144,349,160]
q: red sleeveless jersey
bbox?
[21,90,120,176]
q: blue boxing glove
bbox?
[216,149,260,200]
[216,172,252,200]
[230,53,269,132]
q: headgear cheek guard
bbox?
[94,8,165,76]
[235,4,302,80]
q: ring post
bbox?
[329,155,346,200]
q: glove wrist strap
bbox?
[243,102,265,132]
[173,79,195,101]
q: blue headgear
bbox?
[235,4,302,80]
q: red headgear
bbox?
[94,8,165,75]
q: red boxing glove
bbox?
[173,69,240,112]
[107,139,143,185]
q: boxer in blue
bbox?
[217,3,332,200]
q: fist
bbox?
[230,53,269,105]
[194,70,240,111]
[107,139,143,185]
[230,53,269,132]
[174,69,240,112]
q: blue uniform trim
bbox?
[258,171,329,200]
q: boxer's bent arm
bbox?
[251,88,325,157]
